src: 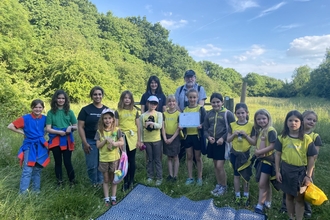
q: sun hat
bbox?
[184,70,196,77]
[101,108,115,116]
[147,95,159,103]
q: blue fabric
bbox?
[83,138,103,184]
[17,114,49,167]
[19,149,43,194]
[48,127,74,147]
[97,184,266,220]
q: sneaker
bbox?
[146,178,153,184]
[264,201,271,209]
[185,178,194,185]
[210,184,221,194]
[242,196,250,207]
[155,179,163,186]
[172,177,177,182]
[235,197,241,206]
[104,200,110,207]
[196,178,203,186]
[212,185,227,196]
[166,175,173,182]
[111,199,117,206]
[254,207,264,215]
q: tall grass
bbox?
[0,97,329,220]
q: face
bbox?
[184,76,196,87]
[187,92,198,106]
[56,94,66,107]
[236,108,248,122]
[123,94,131,106]
[92,90,103,104]
[255,114,269,128]
[103,114,114,127]
[167,99,176,109]
[303,113,317,130]
[210,97,223,111]
[32,103,44,117]
[148,101,158,110]
[150,80,158,91]
[287,115,301,132]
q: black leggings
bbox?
[51,146,75,182]
[124,142,136,185]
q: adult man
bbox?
[175,69,207,112]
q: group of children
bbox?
[8,86,322,220]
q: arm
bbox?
[256,141,274,156]
[136,118,142,148]
[275,151,282,183]
[139,114,144,143]
[152,112,163,129]
[78,120,91,154]
[141,105,145,113]
[96,139,107,149]
[46,125,66,136]
[7,123,24,136]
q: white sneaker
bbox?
[210,184,221,194]
[211,185,227,196]
[155,179,163,186]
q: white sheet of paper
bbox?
[179,112,200,128]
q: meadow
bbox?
[0,97,329,220]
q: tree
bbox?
[291,65,311,96]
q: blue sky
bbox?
[90,0,330,80]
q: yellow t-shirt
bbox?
[163,110,180,135]
[256,126,277,157]
[96,128,121,162]
[278,134,313,166]
[183,106,200,135]
[230,121,254,152]
[141,112,161,142]
[116,109,138,132]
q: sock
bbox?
[104,197,110,202]
[264,201,271,208]
[256,204,263,210]
[243,192,249,198]
[235,192,241,198]
[111,196,116,201]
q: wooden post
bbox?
[240,81,247,103]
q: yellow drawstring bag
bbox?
[304,183,328,205]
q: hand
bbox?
[302,176,312,186]
[65,126,72,134]
[145,121,153,127]
[254,150,265,158]
[216,138,224,145]
[208,137,215,144]
[240,131,247,137]
[197,124,202,129]
[136,141,141,149]
[83,143,92,154]
[59,130,66,136]
[107,143,113,151]
[276,172,282,183]
[165,138,173,145]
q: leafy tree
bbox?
[291,65,311,96]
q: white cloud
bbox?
[162,11,172,16]
[273,24,302,32]
[159,19,188,29]
[227,0,259,12]
[234,45,265,61]
[189,44,222,58]
[145,5,153,13]
[286,35,330,57]
[250,2,287,20]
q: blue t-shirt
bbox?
[174,84,207,112]
[140,91,166,112]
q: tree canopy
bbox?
[0,0,329,118]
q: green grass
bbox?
[0,97,329,220]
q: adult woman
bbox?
[140,76,166,113]
[46,90,77,187]
[78,86,108,186]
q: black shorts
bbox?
[260,162,272,175]
[230,153,240,176]
[183,135,201,151]
[207,141,225,160]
